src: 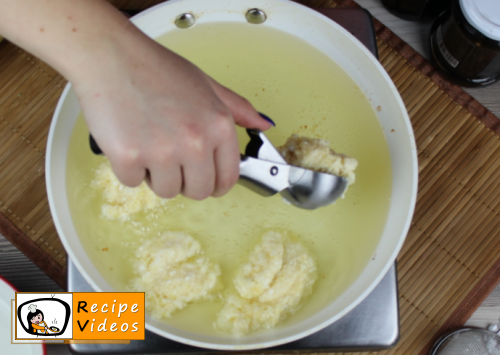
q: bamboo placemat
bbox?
[1,1,500,354]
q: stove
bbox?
[68,7,399,354]
[68,261,398,354]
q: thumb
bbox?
[208,78,275,130]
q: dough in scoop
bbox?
[278,134,357,186]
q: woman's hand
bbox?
[77,41,272,200]
[0,0,272,200]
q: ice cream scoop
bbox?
[239,129,348,210]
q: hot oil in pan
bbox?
[66,22,392,336]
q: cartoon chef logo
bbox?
[26,303,61,335]
[16,293,73,340]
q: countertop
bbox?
[1,1,499,354]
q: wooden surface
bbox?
[355,0,500,331]
[1,1,500,354]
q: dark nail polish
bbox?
[259,112,276,126]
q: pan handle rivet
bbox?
[175,13,195,29]
[246,8,267,24]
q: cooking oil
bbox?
[66,22,392,336]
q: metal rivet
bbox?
[246,8,267,24]
[175,13,195,29]
[270,166,278,176]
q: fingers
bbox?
[109,162,145,188]
[106,146,146,188]
[146,162,183,199]
[136,142,184,199]
[100,121,237,200]
[181,113,238,199]
[208,79,273,131]
[212,128,240,198]
[182,156,216,200]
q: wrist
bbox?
[52,6,145,86]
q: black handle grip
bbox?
[89,135,103,155]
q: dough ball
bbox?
[91,160,167,221]
[216,231,316,336]
[130,232,220,319]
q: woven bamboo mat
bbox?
[1,0,500,354]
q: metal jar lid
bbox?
[459,0,500,41]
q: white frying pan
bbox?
[46,0,417,350]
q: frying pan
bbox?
[46,0,417,350]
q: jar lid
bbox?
[460,0,500,41]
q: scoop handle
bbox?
[238,155,291,197]
[89,134,103,155]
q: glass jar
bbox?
[429,0,500,87]
[382,0,451,22]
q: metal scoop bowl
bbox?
[239,130,348,210]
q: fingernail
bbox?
[259,112,276,126]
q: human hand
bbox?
[0,0,272,200]
[75,38,272,200]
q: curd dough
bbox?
[91,159,167,221]
[130,232,221,319]
[278,134,358,185]
[216,231,316,336]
